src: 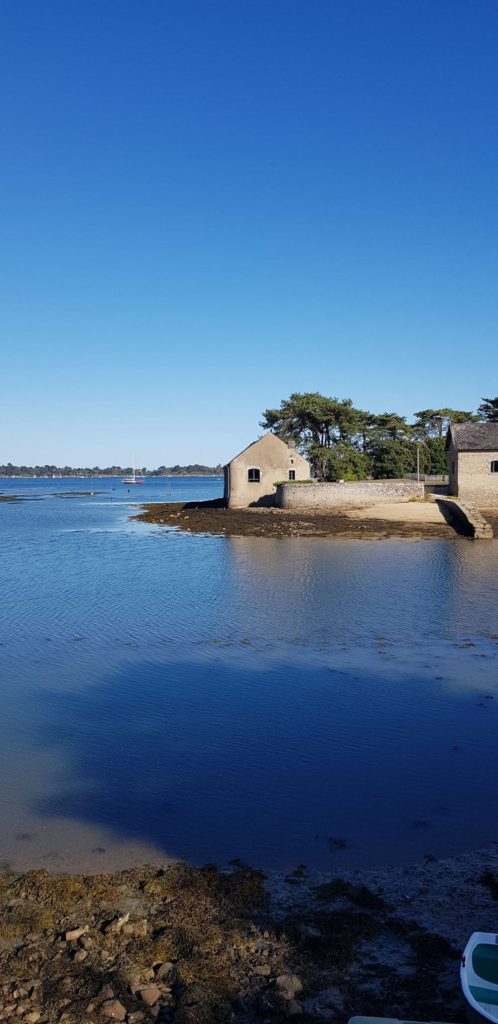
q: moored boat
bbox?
[461,932,498,1023]
[122,455,144,485]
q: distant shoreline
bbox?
[0,473,224,480]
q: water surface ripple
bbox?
[1,476,498,872]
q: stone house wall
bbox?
[225,434,310,508]
[275,479,424,509]
[449,449,498,505]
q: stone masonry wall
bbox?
[225,433,310,508]
[275,479,424,509]
[436,497,494,539]
[452,450,498,506]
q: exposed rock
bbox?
[64,926,88,942]
[104,912,130,935]
[154,961,173,980]
[276,974,303,1001]
[101,998,127,1021]
[137,984,161,1007]
[1,857,465,1024]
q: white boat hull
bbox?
[461,932,498,1024]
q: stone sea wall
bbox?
[436,496,494,539]
[275,479,424,509]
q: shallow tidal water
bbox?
[1,475,498,874]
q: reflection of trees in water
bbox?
[225,537,479,646]
[441,540,498,636]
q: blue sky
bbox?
[1,0,497,466]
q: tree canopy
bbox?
[261,393,483,480]
[477,397,498,421]
[412,408,478,438]
[0,464,223,478]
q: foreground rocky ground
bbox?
[135,501,457,541]
[5,847,498,1024]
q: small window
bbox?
[289,470,296,480]
[248,468,260,483]
[491,461,498,474]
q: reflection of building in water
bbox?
[444,536,498,629]
[223,433,310,508]
[226,535,498,645]
[225,536,332,640]
[226,537,459,644]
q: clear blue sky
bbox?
[1,0,497,466]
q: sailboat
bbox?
[122,456,144,485]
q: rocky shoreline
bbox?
[134,501,457,541]
[3,846,498,1024]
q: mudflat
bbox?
[135,499,457,540]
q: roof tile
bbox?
[449,422,498,451]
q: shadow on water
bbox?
[31,652,498,869]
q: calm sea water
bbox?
[1,475,498,874]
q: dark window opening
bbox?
[248,468,260,483]
[289,470,296,480]
[491,461,498,474]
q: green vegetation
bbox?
[261,392,483,480]
[478,396,498,421]
[0,463,223,478]
[4,394,495,482]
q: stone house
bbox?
[446,422,498,505]
[224,433,310,508]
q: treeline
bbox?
[261,394,498,481]
[155,464,223,476]
[0,464,223,478]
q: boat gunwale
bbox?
[461,933,498,1023]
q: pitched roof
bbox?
[226,432,292,465]
[447,421,498,451]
